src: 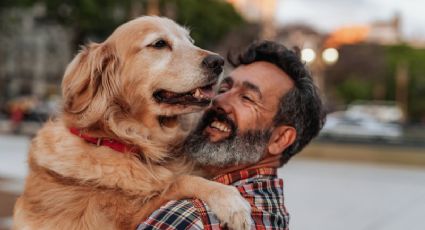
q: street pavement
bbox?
[279,159,425,230]
[1,134,425,230]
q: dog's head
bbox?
[61,16,223,158]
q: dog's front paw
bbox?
[205,185,252,230]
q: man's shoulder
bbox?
[137,199,204,230]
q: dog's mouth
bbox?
[153,82,216,106]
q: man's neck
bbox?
[204,154,281,178]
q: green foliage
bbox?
[165,0,245,48]
[2,0,244,49]
[385,44,425,121]
[326,43,425,121]
[336,78,373,104]
[1,0,138,45]
[40,0,136,43]
[324,43,386,107]
[0,0,34,8]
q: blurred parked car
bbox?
[320,102,404,142]
[346,101,404,123]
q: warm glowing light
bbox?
[324,25,370,48]
[322,48,339,64]
[301,48,316,63]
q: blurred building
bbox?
[276,24,324,50]
[0,4,72,107]
[274,14,407,101]
[227,0,277,39]
[368,14,402,45]
[325,14,402,48]
[276,14,402,52]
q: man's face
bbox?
[184,61,295,167]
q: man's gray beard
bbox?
[184,130,271,168]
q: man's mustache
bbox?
[200,108,237,137]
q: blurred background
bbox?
[1,0,425,229]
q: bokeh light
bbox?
[301,48,316,63]
[322,48,339,64]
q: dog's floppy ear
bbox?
[62,42,120,124]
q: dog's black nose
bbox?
[202,54,225,72]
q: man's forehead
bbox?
[228,61,294,93]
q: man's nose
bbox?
[212,92,232,115]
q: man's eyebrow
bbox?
[242,81,262,99]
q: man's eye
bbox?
[241,95,253,102]
[218,87,229,94]
[151,39,168,49]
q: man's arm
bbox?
[137,200,203,230]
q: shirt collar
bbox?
[212,168,278,185]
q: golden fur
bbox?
[13,16,251,230]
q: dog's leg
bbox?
[165,175,253,230]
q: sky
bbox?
[276,0,425,40]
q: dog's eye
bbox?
[151,39,169,49]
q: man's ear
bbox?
[267,125,296,155]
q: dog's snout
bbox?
[202,55,225,72]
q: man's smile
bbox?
[204,121,232,142]
[200,111,237,143]
[210,121,231,133]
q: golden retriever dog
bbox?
[13,16,251,230]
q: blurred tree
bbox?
[324,44,387,105]
[324,43,425,122]
[336,78,373,103]
[1,0,138,48]
[37,0,138,47]
[160,0,245,49]
[385,45,425,122]
[1,0,244,50]
[0,0,33,8]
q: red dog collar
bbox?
[69,127,138,154]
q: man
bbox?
[138,41,325,229]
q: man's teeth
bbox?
[210,121,230,132]
[193,88,208,99]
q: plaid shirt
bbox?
[137,168,289,230]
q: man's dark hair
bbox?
[228,40,325,165]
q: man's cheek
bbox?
[236,110,255,133]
